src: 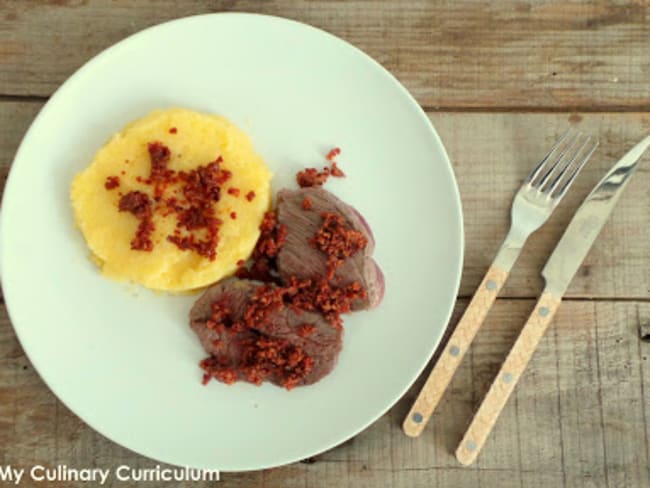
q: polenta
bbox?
[70,108,272,292]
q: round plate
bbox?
[0,14,463,471]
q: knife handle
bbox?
[402,266,509,437]
[455,291,562,465]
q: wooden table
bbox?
[1,2,649,487]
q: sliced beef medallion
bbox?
[276,187,384,310]
[190,277,343,389]
[189,278,257,364]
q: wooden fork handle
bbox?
[455,291,562,465]
[402,266,509,437]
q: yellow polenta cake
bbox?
[70,108,272,292]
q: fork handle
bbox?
[402,266,509,437]
[455,291,562,465]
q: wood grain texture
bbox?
[403,266,508,437]
[2,103,648,299]
[1,1,649,109]
[437,112,650,300]
[0,101,40,192]
[456,292,563,466]
[1,300,649,487]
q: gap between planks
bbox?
[2,94,650,114]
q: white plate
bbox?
[0,14,463,471]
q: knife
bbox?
[455,135,650,466]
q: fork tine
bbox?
[525,129,573,183]
[535,131,581,189]
[545,136,592,195]
[553,140,599,199]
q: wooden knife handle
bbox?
[455,291,562,465]
[402,266,509,437]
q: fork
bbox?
[403,130,598,437]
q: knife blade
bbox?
[542,135,650,296]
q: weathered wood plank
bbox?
[555,302,607,488]
[2,102,648,299]
[0,100,40,190]
[434,112,650,300]
[1,300,648,486]
[1,1,649,108]
[594,303,650,487]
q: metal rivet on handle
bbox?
[503,372,513,383]
[486,280,497,291]
[450,345,460,357]
[466,440,477,452]
[539,306,550,317]
[412,412,423,424]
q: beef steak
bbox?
[276,187,384,310]
[190,278,343,387]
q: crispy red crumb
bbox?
[148,142,171,176]
[131,219,155,252]
[244,337,314,390]
[199,316,315,390]
[298,324,316,337]
[169,127,177,134]
[296,167,330,187]
[167,230,220,261]
[283,277,366,329]
[246,190,256,201]
[236,258,269,282]
[326,147,341,161]
[227,187,240,197]
[178,160,230,205]
[199,359,238,385]
[118,191,151,219]
[118,191,154,251]
[211,300,231,320]
[236,211,287,282]
[230,211,237,220]
[243,284,285,329]
[216,369,239,384]
[104,176,120,190]
[296,146,345,187]
[302,196,312,210]
[310,212,368,279]
[141,141,176,202]
[236,259,245,267]
[330,162,345,177]
[116,141,232,260]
